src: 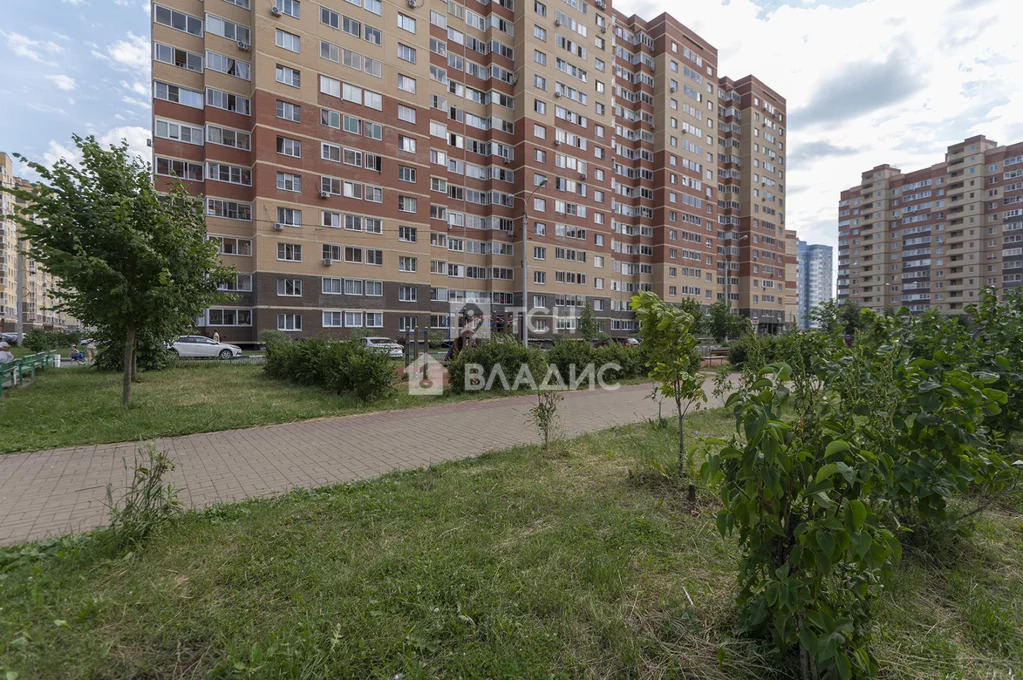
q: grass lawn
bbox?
[0,362,497,453]
[0,410,1019,679]
[8,346,72,359]
[0,362,659,454]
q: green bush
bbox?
[94,331,176,372]
[258,329,291,349]
[22,329,79,351]
[594,342,648,381]
[264,336,394,402]
[448,342,541,394]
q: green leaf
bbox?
[53,619,68,628]
[6,671,20,680]
[847,500,866,531]
[825,440,850,456]
[835,651,853,680]
[816,463,840,484]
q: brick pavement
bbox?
[0,379,728,546]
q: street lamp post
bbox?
[515,177,548,346]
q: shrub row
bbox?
[702,289,1023,679]
[21,329,80,351]
[264,336,394,402]
[448,339,649,394]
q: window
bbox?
[534,50,546,65]
[398,105,417,123]
[207,309,252,326]
[399,286,418,302]
[154,5,202,36]
[275,29,300,52]
[364,25,381,45]
[398,74,417,93]
[156,157,203,181]
[155,82,203,109]
[399,256,417,272]
[205,124,251,150]
[207,199,252,221]
[205,87,249,114]
[322,311,343,328]
[320,75,341,97]
[398,136,417,153]
[277,314,302,331]
[276,136,302,157]
[398,166,416,183]
[321,6,339,28]
[276,64,301,87]
[365,0,382,14]
[367,249,383,265]
[344,279,364,295]
[366,312,383,328]
[277,172,302,192]
[205,51,250,79]
[398,43,416,63]
[155,119,203,145]
[344,247,363,263]
[205,14,250,44]
[397,12,416,32]
[534,271,546,284]
[277,278,302,296]
[364,90,383,110]
[153,43,202,72]
[344,311,363,327]
[210,236,252,256]
[398,196,417,213]
[534,25,547,40]
[322,277,343,295]
[278,0,299,17]
[276,100,301,122]
[277,243,302,261]
[323,243,342,262]
[276,207,302,227]
[399,226,417,242]
[366,280,383,296]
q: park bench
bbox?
[0,351,58,397]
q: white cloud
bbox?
[617,0,1022,289]
[33,126,150,175]
[0,30,65,65]
[46,74,76,91]
[121,95,150,109]
[92,32,149,76]
[119,80,149,96]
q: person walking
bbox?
[213,331,220,344]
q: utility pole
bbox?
[15,237,24,343]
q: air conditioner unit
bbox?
[407,0,417,7]
[594,0,605,8]
[508,75,517,85]
[600,26,607,33]
[323,257,333,266]
[320,191,330,199]
[579,173,586,180]
[554,91,562,98]
[554,140,560,146]
[554,18,562,26]
[273,223,284,231]
[270,5,282,16]
[236,40,249,51]
[670,86,677,93]
[504,158,512,164]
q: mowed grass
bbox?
[0,362,488,453]
[0,409,1020,679]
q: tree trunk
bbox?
[131,346,138,382]
[122,325,136,405]
[678,399,697,506]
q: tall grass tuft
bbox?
[106,445,182,548]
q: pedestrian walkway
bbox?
[0,380,730,545]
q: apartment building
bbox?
[150,0,788,344]
[838,135,1023,314]
[797,239,832,329]
[783,228,797,327]
[0,152,78,334]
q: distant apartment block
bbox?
[797,239,831,329]
[838,135,1023,314]
[783,228,798,328]
[150,0,790,344]
[0,152,78,333]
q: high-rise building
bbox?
[150,0,789,345]
[838,135,1023,314]
[1,152,78,334]
[796,239,832,329]
[784,228,798,327]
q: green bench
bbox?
[0,351,59,397]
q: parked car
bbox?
[169,335,242,360]
[362,336,404,359]
[0,333,19,346]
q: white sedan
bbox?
[170,335,243,360]
[362,336,404,359]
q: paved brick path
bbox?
[0,380,728,546]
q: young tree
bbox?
[707,298,744,343]
[3,135,233,404]
[577,301,599,343]
[632,290,707,503]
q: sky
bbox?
[0,0,1020,260]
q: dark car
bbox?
[0,333,19,347]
